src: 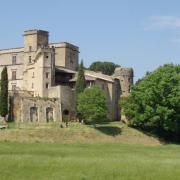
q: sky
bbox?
[0,0,180,81]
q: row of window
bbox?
[12,55,32,64]
[11,71,49,80]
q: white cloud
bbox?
[145,16,180,30]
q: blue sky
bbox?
[0,0,180,81]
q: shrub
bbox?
[77,86,108,124]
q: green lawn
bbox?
[0,142,180,180]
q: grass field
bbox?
[0,122,180,180]
[0,142,180,180]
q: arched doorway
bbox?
[30,107,38,122]
[46,107,54,122]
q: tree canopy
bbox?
[0,66,8,118]
[77,86,108,124]
[89,61,120,75]
[121,64,180,140]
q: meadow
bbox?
[0,122,180,180]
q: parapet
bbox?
[114,67,133,77]
[24,29,49,36]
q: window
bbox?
[12,84,16,91]
[29,46,32,52]
[29,56,31,63]
[46,83,49,89]
[46,72,49,78]
[12,56,16,65]
[12,71,16,80]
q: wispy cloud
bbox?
[145,16,180,30]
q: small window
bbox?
[46,72,49,78]
[29,46,32,52]
[29,56,31,63]
[12,71,16,80]
[46,83,49,89]
[32,83,34,89]
[12,85,16,91]
[12,56,16,65]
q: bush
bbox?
[121,64,180,140]
[77,86,108,124]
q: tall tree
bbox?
[75,60,86,96]
[0,66,8,119]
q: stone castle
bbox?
[0,29,133,122]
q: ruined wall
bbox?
[12,96,62,123]
[114,67,133,97]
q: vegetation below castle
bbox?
[121,64,180,141]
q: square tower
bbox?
[24,29,49,52]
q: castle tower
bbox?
[24,29,49,52]
[114,67,133,97]
[22,29,55,97]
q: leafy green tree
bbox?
[77,86,108,124]
[121,64,180,140]
[0,66,8,119]
[75,60,86,96]
[89,61,120,75]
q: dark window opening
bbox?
[29,46,32,52]
[63,109,69,115]
[46,72,49,78]
[12,85,16,91]
[12,71,16,80]
[29,56,31,63]
[12,56,16,65]
[46,83,49,89]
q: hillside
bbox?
[0,122,161,145]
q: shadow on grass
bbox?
[94,125,121,136]
[129,126,170,145]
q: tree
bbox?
[89,61,120,75]
[120,64,180,140]
[77,86,108,124]
[75,60,86,96]
[0,66,8,119]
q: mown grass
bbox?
[0,142,180,180]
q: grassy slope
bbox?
[0,122,161,145]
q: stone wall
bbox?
[12,96,62,123]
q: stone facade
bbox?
[0,29,133,122]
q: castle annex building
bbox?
[0,30,133,122]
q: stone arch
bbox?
[30,107,38,122]
[46,107,54,122]
[62,109,70,122]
